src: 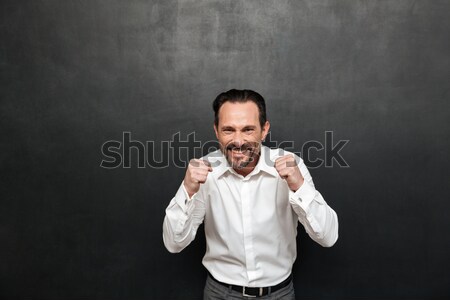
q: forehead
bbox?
[218,101,259,127]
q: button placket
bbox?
[241,178,256,283]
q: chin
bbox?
[233,158,251,169]
[226,156,244,168]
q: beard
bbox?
[223,141,261,170]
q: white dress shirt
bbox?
[163,145,338,287]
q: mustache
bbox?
[225,142,259,152]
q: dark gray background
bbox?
[1,0,449,299]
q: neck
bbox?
[234,167,253,177]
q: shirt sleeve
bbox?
[288,157,339,247]
[162,181,206,253]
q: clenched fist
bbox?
[183,159,213,198]
[275,155,304,192]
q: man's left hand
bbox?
[275,155,304,192]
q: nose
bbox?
[231,132,245,148]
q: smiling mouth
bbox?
[230,148,249,155]
[225,141,260,159]
[227,146,253,157]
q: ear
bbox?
[261,121,270,141]
[213,123,219,139]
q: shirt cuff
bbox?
[289,181,317,213]
[174,182,197,215]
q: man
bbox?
[163,89,338,299]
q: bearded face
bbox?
[214,101,270,175]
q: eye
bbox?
[244,128,254,133]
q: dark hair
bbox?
[212,89,267,128]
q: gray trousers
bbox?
[203,275,296,300]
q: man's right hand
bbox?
[183,159,212,198]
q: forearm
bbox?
[289,181,339,247]
[162,182,205,253]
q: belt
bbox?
[208,272,292,297]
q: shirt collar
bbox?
[209,145,279,179]
[255,145,279,178]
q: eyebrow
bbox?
[220,125,257,130]
[220,126,234,131]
